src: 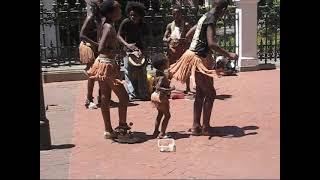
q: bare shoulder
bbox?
[120,18,130,25]
[102,23,114,32]
[103,23,112,28]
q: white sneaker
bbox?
[104,131,117,139]
[88,102,98,109]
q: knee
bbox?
[88,78,95,84]
[205,96,215,103]
[100,95,110,106]
[205,91,216,102]
[195,93,205,102]
[118,94,129,106]
[209,88,216,98]
[100,94,106,100]
[164,112,171,119]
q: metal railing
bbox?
[257,0,280,64]
[40,0,239,68]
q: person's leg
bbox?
[192,72,205,135]
[86,79,95,102]
[201,77,216,135]
[153,110,163,138]
[105,79,129,126]
[98,81,113,133]
[185,76,191,93]
[158,101,171,138]
[97,88,101,106]
[85,62,97,108]
[124,56,136,100]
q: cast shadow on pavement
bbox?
[207,125,259,140]
[109,102,139,108]
[215,94,232,100]
[50,144,76,150]
[127,131,191,144]
[167,131,191,140]
[181,94,232,101]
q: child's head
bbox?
[152,54,167,71]
[126,1,146,24]
[100,0,122,21]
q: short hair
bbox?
[125,1,146,17]
[100,0,117,17]
[213,0,229,10]
[151,53,167,69]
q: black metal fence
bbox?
[257,0,280,64]
[40,0,239,68]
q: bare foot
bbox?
[152,130,160,138]
[157,132,165,139]
[202,126,213,136]
[190,126,202,136]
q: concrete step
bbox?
[42,65,156,83]
[42,62,279,83]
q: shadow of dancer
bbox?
[207,125,259,139]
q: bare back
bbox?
[98,21,119,59]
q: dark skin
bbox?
[163,8,185,43]
[192,6,238,135]
[117,9,151,100]
[81,0,103,48]
[163,8,191,92]
[152,63,175,138]
[117,10,144,55]
[80,3,101,103]
[98,2,129,133]
[80,15,99,50]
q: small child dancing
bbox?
[150,54,175,139]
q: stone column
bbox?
[234,0,259,71]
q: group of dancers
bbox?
[79,0,238,142]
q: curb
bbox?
[43,66,156,83]
[43,64,278,83]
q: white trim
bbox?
[189,14,207,51]
[235,9,242,59]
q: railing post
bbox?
[234,0,259,71]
